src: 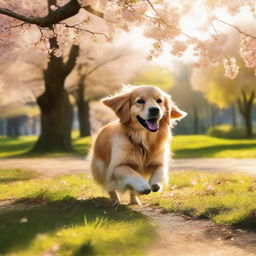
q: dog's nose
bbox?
[148,106,159,116]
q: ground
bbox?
[141,207,256,256]
[1,159,256,255]
[1,157,256,177]
[1,135,256,255]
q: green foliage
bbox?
[147,171,256,229]
[133,66,174,91]
[0,105,39,118]
[207,125,246,139]
[192,60,256,108]
[0,172,155,256]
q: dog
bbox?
[91,85,187,206]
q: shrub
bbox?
[207,125,245,139]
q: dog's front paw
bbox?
[151,183,162,192]
[124,177,151,195]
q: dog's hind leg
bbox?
[108,191,120,207]
[129,191,141,205]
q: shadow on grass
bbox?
[0,177,36,183]
[0,141,34,158]
[174,143,256,158]
[0,197,147,255]
[0,137,90,159]
[178,207,256,232]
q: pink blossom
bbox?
[170,40,187,57]
[50,5,58,11]
[240,36,256,69]
[223,57,239,79]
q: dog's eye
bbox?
[156,99,162,104]
[137,99,145,104]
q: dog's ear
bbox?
[164,94,187,121]
[171,104,187,120]
[102,92,131,123]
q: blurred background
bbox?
[1,47,255,146]
[1,1,256,157]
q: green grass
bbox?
[0,170,155,256]
[1,168,256,255]
[172,135,256,158]
[147,171,256,230]
[0,169,39,183]
[0,134,92,158]
[1,134,256,158]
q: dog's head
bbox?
[102,85,187,132]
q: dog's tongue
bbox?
[146,120,159,131]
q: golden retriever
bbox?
[91,85,187,206]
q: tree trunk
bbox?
[209,105,216,127]
[31,37,79,152]
[6,117,21,138]
[193,107,199,134]
[33,90,73,152]
[244,111,253,138]
[77,100,91,137]
[76,80,91,137]
[231,104,237,128]
[237,91,254,139]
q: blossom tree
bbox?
[68,43,145,137]
[1,0,256,150]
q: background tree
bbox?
[191,61,256,138]
[171,64,209,134]
[133,66,174,91]
[68,43,145,137]
[133,64,209,134]
[1,0,256,149]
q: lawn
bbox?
[1,134,256,158]
[147,171,256,230]
[0,169,155,256]
[0,134,91,158]
[1,168,256,255]
[172,135,256,158]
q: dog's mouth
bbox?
[136,115,159,132]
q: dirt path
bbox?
[138,207,256,256]
[0,157,256,176]
[171,158,256,175]
[0,157,90,178]
[1,157,256,255]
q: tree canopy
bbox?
[1,0,256,79]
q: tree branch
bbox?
[85,51,127,77]
[65,44,80,75]
[83,5,103,18]
[249,91,255,106]
[145,0,194,40]
[2,22,26,30]
[214,17,256,39]
[0,0,103,27]
[59,22,108,39]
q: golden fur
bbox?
[91,85,186,205]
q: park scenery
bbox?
[1,0,256,255]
